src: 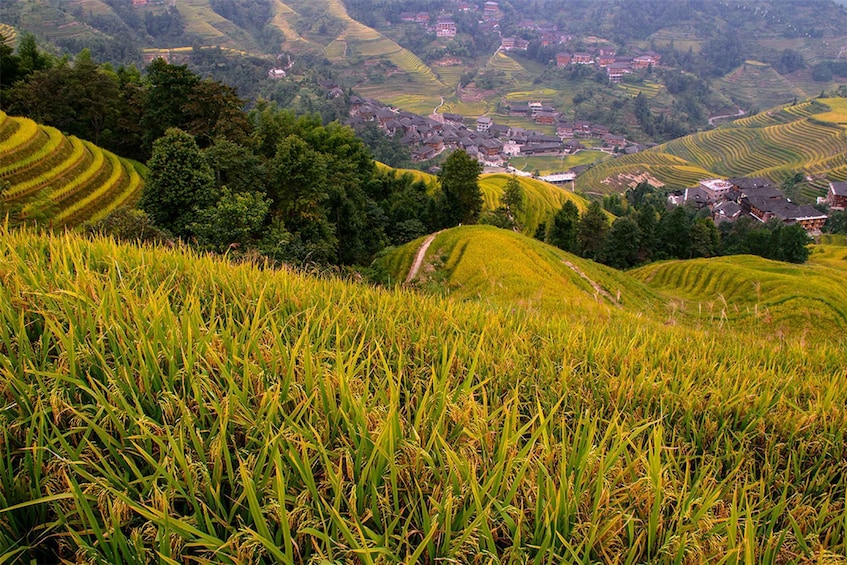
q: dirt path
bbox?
[708,108,746,125]
[405,231,442,284]
[562,259,619,305]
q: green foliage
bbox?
[438,149,483,226]
[85,207,171,244]
[602,215,641,269]
[193,186,270,252]
[547,200,579,253]
[577,200,609,260]
[140,128,216,239]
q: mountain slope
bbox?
[0,110,143,227]
[2,226,847,562]
[576,97,847,194]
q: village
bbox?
[668,177,844,235]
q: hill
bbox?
[0,110,143,227]
[384,225,847,342]
[3,226,847,562]
[576,97,847,195]
[376,163,588,236]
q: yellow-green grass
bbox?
[379,93,441,116]
[631,253,847,340]
[479,173,589,235]
[375,162,438,187]
[0,23,17,47]
[3,226,847,562]
[386,225,660,312]
[504,87,560,101]
[439,99,490,116]
[324,39,347,60]
[434,65,467,88]
[486,51,525,73]
[575,151,714,194]
[509,151,610,175]
[617,80,663,98]
[0,112,143,227]
[716,62,807,110]
[814,97,847,126]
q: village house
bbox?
[267,68,286,80]
[415,12,429,24]
[509,103,531,117]
[603,133,626,149]
[556,122,575,138]
[698,178,734,201]
[596,54,616,68]
[556,52,573,67]
[476,116,492,132]
[436,17,457,37]
[500,37,516,51]
[827,181,847,210]
[534,111,557,126]
[483,1,501,20]
[606,62,632,83]
[571,52,593,65]
[400,12,417,23]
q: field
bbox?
[0,111,143,227]
[375,163,581,236]
[509,151,610,175]
[576,97,847,194]
[5,225,847,562]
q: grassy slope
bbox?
[3,227,847,562]
[0,111,143,227]
[376,163,588,236]
[383,225,662,314]
[386,225,847,342]
[576,97,847,194]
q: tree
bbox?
[140,128,216,238]
[142,59,200,148]
[547,201,580,252]
[689,218,719,258]
[439,150,483,226]
[658,206,692,259]
[193,187,270,252]
[501,175,525,229]
[576,201,609,260]
[602,216,641,269]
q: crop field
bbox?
[486,51,525,73]
[715,62,805,110]
[479,173,588,235]
[4,225,847,562]
[631,253,847,339]
[0,23,17,46]
[579,97,847,194]
[0,111,143,227]
[575,151,714,194]
[814,97,847,126]
[508,151,609,175]
[617,80,663,98]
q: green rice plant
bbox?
[2,225,847,562]
[2,136,87,201]
[0,116,39,160]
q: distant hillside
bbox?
[383,224,847,341]
[4,225,847,562]
[0,110,143,227]
[576,97,847,195]
[377,163,586,235]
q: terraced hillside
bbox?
[376,164,584,236]
[576,97,847,194]
[383,225,661,313]
[4,227,847,562]
[0,111,143,227]
[631,250,847,340]
[385,226,847,342]
[479,173,589,235]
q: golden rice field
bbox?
[0,111,143,227]
[578,97,847,193]
[479,173,589,235]
[0,23,17,46]
[3,224,847,562]
[486,51,525,73]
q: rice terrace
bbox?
[3,0,847,562]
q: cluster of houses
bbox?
[347,96,631,165]
[669,177,830,234]
[399,1,502,38]
[556,49,662,83]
